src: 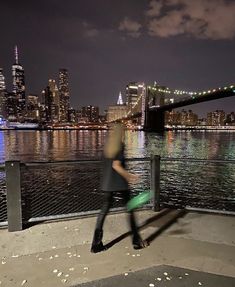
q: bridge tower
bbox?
[143,84,167,132]
[144,108,165,132]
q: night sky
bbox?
[1,0,235,116]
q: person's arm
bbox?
[112,160,139,184]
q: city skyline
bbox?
[0,0,235,116]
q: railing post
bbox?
[5,161,22,232]
[151,155,160,211]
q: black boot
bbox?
[90,229,106,253]
[132,235,149,250]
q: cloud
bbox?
[82,21,99,38]
[146,0,235,40]
[119,17,142,38]
[146,0,163,17]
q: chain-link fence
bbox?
[20,159,152,223]
[2,157,235,231]
[160,158,235,213]
[0,166,7,226]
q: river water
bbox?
[1,129,235,162]
[0,130,234,216]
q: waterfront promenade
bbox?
[0,209,235,286]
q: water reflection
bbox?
[1,130,235,163]
[1,130,235,213]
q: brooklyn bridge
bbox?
[123,83,235,132]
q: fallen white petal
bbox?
[164,272,168,276]
[149,284,155,287]
[198,282,202,285]
[21,280,27,286]
[53,269,58,273]
[12,255,19,258]
[52,246,56,249]
[185,273,189,276]
[166,277,171,280]
[61,279,67,283]
[57,272,63,277]
[67,252,72,255]
[69,268,74,271]
[124,273,128,276]
[54,255,59,258]
[65,274,69,278]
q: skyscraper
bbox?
[42,86,53,123]
[48,79,60,122]
[12,46,26,120]
[0,68,7,117]
[81,105,99,122]
[26,94,39,121]
[126,82,145,114]
[59,69,70,122]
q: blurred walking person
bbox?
[91,123,148,253]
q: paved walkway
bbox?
[0,209,235,286]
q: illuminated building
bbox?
[165,110,181,125]
[59,69,70,122]
[0,68,7,118]
[41,86,53,122]
[68,108,76,123]
[40,80,60,123]
[107,93,127,122]
[165,110,198,126]
[107,105,127,122]
[48,79,59,122]
[225,112,235,125]
[117,92,123,105]
[126,82,145,112]
[12,46,26,120]
[26,94,39,121]
[6,92,18,120]
[81,106,99,122]
[207,110,226,126]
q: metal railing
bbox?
[1,156,235,232]
[3,157,158,232]
[0,165,7,226]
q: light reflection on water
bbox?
[1,130,235,162]
[0,130,235,213]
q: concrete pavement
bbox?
[0,209,235,286]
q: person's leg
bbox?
[95,191,113,230]
[91,192,113,253]
[122,190,148,249]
